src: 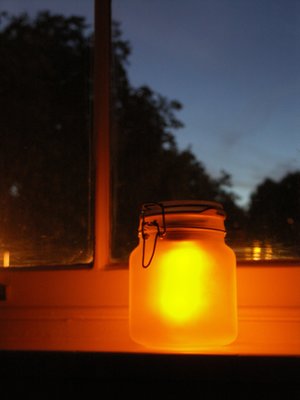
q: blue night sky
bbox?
[2,0,300,206]
[113,0,300,206]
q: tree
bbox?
[248,172,300,249]
[0,13,244,262]
[0,12,93,263]
[111,22,243,257]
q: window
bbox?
[0,0,299,356]
[111,0,300,263]
[0,0,94,267]
[1,0,299,268]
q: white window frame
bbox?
[0,0,299,355]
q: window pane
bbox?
[0,1,94,267]
[111,0,300,262]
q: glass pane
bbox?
[0,1,94,267]
[111,0,300,262]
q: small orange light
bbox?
[129,201,238,350]
[3,251,10,268]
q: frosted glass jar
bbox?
[129,201,237,350]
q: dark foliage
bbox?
[0,12,93,264]
[248,172,300,253]
[0,12,298,263]
[111,22,242,257]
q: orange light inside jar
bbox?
[154,243,212,324]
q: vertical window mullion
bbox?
[94,0,111,268]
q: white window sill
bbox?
[0,264,299,356]
[1,305,299,356]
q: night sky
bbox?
[113,0,300,206]
[2,0,299,206]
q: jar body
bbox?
[129,229,237,350]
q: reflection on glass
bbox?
[111,0,300,262]
[3,251,10,268]
[0,2,94,267]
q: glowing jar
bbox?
[129,201,237,350]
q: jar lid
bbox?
[141,200,225,217]
[139,201,226,268]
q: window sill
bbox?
[1,305,299,356]
[0,264,299,356]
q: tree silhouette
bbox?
[111,22,243,257]
[248,172,300,254]
[111,21,300,259]
[0,12,246,263]
[0,12,93,264]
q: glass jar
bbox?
[129,200,237,350]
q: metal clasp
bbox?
[141,202,166,268]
